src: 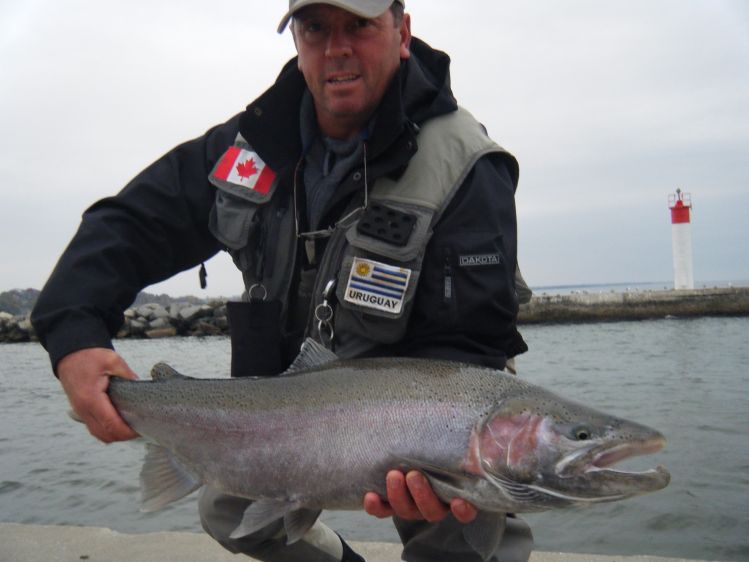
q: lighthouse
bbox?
[668,189,694,290]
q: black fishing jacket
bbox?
[31,37,527,372]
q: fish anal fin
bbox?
[150,362,194,381]
[282,338,338,375]
[230,499,294,539]
[140,443,202,512]
[284,508,322,544]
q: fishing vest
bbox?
[208,107,513,358]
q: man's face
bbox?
[292,4,411,139]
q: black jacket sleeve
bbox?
[31,115,242,370]
[392,152,527,368]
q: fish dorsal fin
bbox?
[281,338,339,376]
[139,443,202,512]
[150,362,193,381]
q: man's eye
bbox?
[304,22,323,33]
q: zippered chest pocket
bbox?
[435,230,511,323]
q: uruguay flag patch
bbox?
[344,258,412,315]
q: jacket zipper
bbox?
[443,249,454,304]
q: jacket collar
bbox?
[238,37,458,176]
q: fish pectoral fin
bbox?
[462,511,506,562]
[140,443,202,512]
[284,508,322,544]
[229,499,295,539]
[398,457,479,500]
[150,362,195,381]
[281,338,339,375]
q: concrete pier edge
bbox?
[0,523,718,562]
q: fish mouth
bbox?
[554,435,671,496]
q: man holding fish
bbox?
[33,1,535,560]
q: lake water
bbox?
[1,316,747,561]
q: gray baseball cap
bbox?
[277,0,404,33]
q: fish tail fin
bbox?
[150,362,194,381]
[139,442,202,512]
[67,410,84,423]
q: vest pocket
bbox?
[209,188,261,250]
[334,252,422,343]
[333,214,426,344]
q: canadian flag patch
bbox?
[212,146,276,194]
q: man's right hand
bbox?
[57,348,140,443]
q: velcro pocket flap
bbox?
[209,186,261,250]
[345,202,434,262]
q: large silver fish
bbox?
[107,340,669,553]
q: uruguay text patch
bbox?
[344,258,411,314]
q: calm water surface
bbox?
[1,317,747,561]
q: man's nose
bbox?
[325,27,353,57]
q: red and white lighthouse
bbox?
[668,189,694,290]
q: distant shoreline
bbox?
[2,286,748,344]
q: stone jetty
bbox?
[2,287,748,343]
[518,286,749,324]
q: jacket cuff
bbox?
[40,315,115,375]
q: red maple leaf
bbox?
[236,158,258,179]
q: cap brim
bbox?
[277,0,398,33]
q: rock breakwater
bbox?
[0,301,231,344]
[2,287,748,343]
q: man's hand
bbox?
[57,348,139,443]
[363,470,477,523]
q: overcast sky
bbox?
[2,0,748,297]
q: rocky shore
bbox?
[0,301,230,344]
[2,287,748,344]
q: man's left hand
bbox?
[363,470,477,523]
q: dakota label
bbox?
[344,258,412,315]
[458,254,501,267]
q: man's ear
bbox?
[399,13,412,59]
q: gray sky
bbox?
[2,0,748,297]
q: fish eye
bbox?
[574,426,592,441]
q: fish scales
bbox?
[111,357,515,507]
[103,340,669,555]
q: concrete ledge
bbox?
[0,523,714,562]
[518,287,749,324]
